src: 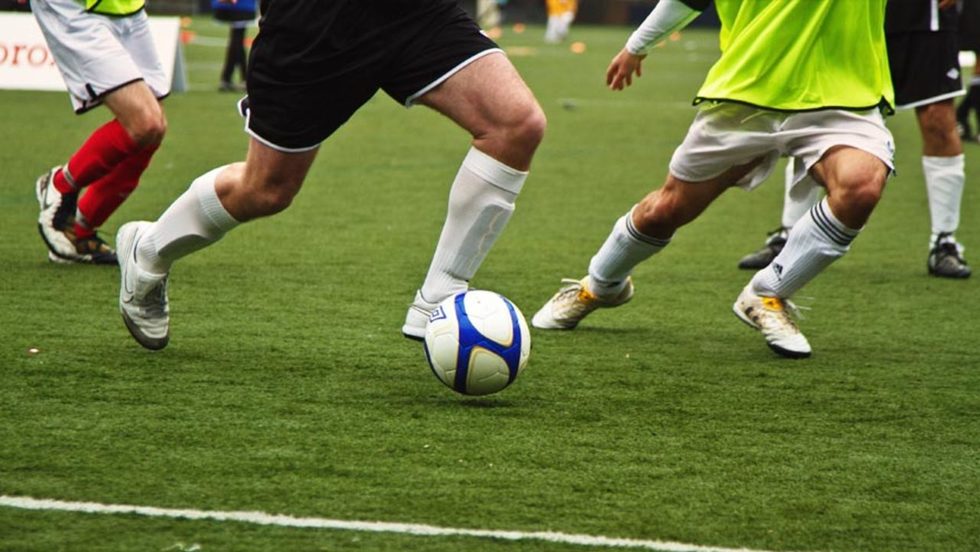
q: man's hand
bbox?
[939,0,956,9]
[606,48,647,91]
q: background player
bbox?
[956,0,980,141]
[114,0,546,351]
[738,0,970,279]
[544,0,577,44]
[532,0,895,359]
[32,0,168,264]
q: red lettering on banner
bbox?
[11,44,26,66]
[28,45,47,66]
[0,42,53,67]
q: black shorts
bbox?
[241,1,499,151]
[887,31,964,109]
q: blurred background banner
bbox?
[0,13,187,92]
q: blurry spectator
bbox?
[212,0,256,92]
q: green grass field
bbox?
[1,20,979,552]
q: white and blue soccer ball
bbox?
[423,290,531,396]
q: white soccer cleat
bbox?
[532,276,633,330]
[36,166,81,262]
[732,285,811,359]
[402,290,442,341]
[117,221,170,350]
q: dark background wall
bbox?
[1,0,720,26]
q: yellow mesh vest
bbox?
[695,0,893,112]
[83,0,145,16]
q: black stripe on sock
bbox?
[625,215,670,248]
[810,203,853,247]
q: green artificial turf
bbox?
[1,20,978,552]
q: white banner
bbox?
[0,12,186,92]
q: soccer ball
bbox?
[423,290,531,396]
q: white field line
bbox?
[0,495,787,552]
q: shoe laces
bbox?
[52,190,78,231]
[140,276,169,317]
[932,232,966,259]
[76,233,113,255]
[755,295,806,332]
[553,278,598,315]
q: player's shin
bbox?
[750,197,857,298]
[417,147,528,304]
[923,154,965,245]
[587,207,668,298]
[136,165,241,274]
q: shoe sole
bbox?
[731,302,811,359]
[928,268,972,279]
[117,222,169,351]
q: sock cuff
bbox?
[623,206,671,247]
[462,147,528,195]
[191,166,240,232]
[922,154,965,169]
[809,198,859,247]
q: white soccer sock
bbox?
[136,166,240,274]
[587,207,669,298]
[418,147,527,303]
[544,15,560,42]
[922,154,964,246]
[751,198,858,298]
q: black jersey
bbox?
[886,0,958,33]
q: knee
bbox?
[127,107,167,148]
[632,187,680,238]
[835,173,886,213]
[245,178,301,218]
[491,102,547,153]
[513,104,547,150]
[251,185,297,217]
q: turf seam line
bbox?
[0,495,788,552]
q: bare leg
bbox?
[916,100,970,276]
[401,52,546,338]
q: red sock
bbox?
[75,144,158,239]
[54,119,141,195]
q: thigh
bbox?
[784,109,895,175]
[241,137,318,190]
[669,103,783,190]
[415,52,538,136]
[103,80,164,125]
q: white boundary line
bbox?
[0,495,785,552]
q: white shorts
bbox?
[31,0,169,113]
[669,103,895,200]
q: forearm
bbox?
[625,0,707,55]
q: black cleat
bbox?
[737,227,788,270]
[928,234,971,279]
